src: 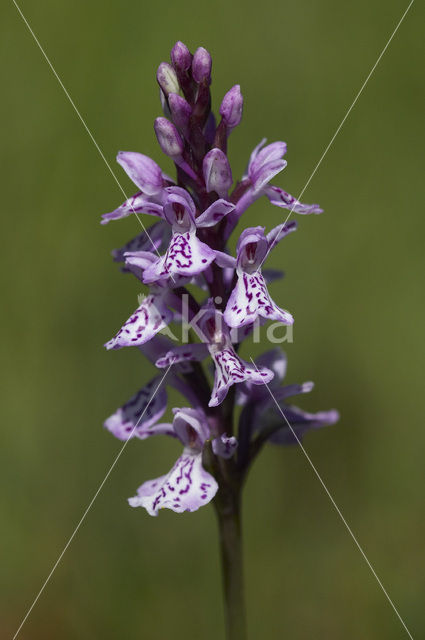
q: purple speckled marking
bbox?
[224,271,293,329]
[209,346,274,406]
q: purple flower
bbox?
[104,376,172,441]
[104,284,173,350]
[221,222,297,328]
[203,148,233,198]
[229,139,323,228]
[101,152,171,225]
[128,407,235,515]
[239,348,339,444]
[219,85,243,132]
[102,40,338,523]
[198,303,274,407]
[127,187,234,284]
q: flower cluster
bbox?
[103,41,339,516]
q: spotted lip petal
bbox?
[104,291,172,350]
[209,346,274,407]
[142,231,216,284]
[129,450,218,515]
[224,271,293,328]
[104,377,170,441]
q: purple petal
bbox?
[101,192,164,225]
[277,381,315,399]
[244,138,267,178]
[173,407,210,448]
[196,199,235,228]
[129,451,218,515]
[168,93,192,137]
[171,41,192,72]
[252,159,287,193]
[219,85,243,130]
[155,343,209,368]
[104,377,170,441]
[264,186,323,215]
[224,272,293,328]
[117,152,163,196]
[269,407,339,445]
[156,62,180,96]
[192,47,212,84]
[105,292,172,350]
[124,250,158,271]
[212,434,238,459]
[203,149,233,198]
[154,118,184,158]
[263,268,284,284]
[236,226,268,270]
[250,141,287,173]
[248,141,288,191]
[112,221,169,263]
[256,348,287,383]
[214,250,237,269]
[266,221,297,249]
[163,186,196,226]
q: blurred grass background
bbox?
[1,0,424,638]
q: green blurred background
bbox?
[1,0,424,638]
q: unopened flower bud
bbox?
[220,85,243,130]
[154,117,184,158]
[156,62,180,96]
[192,47,212,84]
[203,148,233,197]
[171,41,192,71]
[168,93,192,136]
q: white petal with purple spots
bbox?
[105,292,172,350]
[142,231,216,283]
[224,271,293,328]
[129,451,218,515]
[209,346,273,407]
[104,377,170,441]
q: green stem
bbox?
[214,484,247,640]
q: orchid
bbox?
[102,41,338,640]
